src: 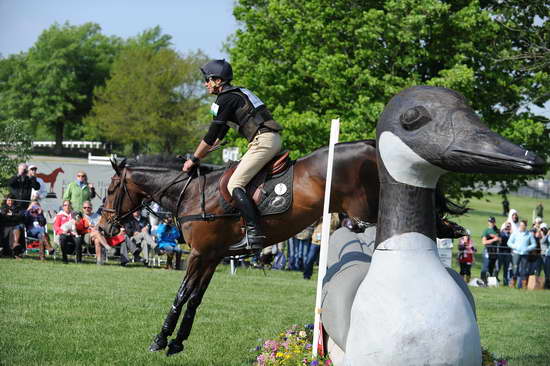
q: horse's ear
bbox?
[119,158,127,171]
[110,158,120,175]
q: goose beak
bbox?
[442,110,546,175]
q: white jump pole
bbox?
[312,118,340,358]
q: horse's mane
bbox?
[125,155,224,179]
[126,155,184,171]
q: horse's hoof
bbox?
[166,340,184,356]
[149,334,167,352]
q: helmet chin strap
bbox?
[212,81,227,94]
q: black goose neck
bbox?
[375,164,437,247]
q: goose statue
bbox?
[321,225,476,365]
[344,86,544,365]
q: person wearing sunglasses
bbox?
[63,171,96,214]
[182,59,283,249]
[80,201,115,265]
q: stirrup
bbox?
[244,229,265,251]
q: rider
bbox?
[182,59,283,249]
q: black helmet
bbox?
[200,59,233,82]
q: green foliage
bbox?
[0,22,123,152]
[0,119,33,194]
[228,0,549,200]
[85,48,210,154]
[125,25,173,51]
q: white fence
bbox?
[33,140,106,149]
[88,153,117,166]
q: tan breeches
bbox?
[227,132,282,195]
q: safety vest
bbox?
[215,86,283,141]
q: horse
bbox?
[98,140,464,356]
[37,167,64,192]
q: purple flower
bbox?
[306,323,314,330]
[255,345,261,351]
[305,343,312,349]
[310,361,319,366]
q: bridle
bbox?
[102,162,241,231]
[101,169,147,228]
[102,167,196,229]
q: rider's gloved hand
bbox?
[182,159,195,172]
[182,155,200,172]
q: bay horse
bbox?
[98,140,463,356]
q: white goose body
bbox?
[346,232,480,365]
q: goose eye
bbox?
[400,106,431,130]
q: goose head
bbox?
[376,86,545,188]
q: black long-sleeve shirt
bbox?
[8,174,40,209]
[124,216,149,237]
[203,92,244,145]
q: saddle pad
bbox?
[220,162,294,217]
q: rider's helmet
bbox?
[200,59,233,82]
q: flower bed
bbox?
[254,324,332,366]
[254,325,506,366]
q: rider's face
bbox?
[204,78,222,94]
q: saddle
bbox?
[219,151,291,207]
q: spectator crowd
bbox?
[0,163,185,269]
[457,203,549,289]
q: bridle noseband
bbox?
[102,169,145,228]
[102,167,196,229]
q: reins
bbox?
[105,163,240,232]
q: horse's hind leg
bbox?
[166,258,221,356]
[149,251,202,352]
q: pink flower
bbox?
[263,340,279,352]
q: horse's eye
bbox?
[400,106,431,130]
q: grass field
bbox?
[0,194,549,365]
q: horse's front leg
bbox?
[166,257,221,356]
[149,252,201,352]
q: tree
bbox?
[0,120,33,195]
[228,0,549,200]
[0,22,123,153]
[85,48,210,154]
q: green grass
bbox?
[0,259,314,366]
[0,194,549,365]
[1,257,549,365]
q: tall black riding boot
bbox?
[232,187,265,250]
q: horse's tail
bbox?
[434,185,470,239]
[435,185,469,217]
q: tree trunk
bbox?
[132,141,141,156]
[54,121,64,155]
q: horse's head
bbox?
[98,158,147,237]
